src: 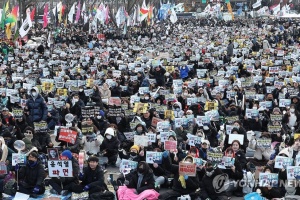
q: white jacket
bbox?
[81,134,104,154]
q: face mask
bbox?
[259,83,262,86]
[27,160,36,166]
[138,168,145,174]
[145,97,149,100]
[137,129,142,133]
[290,109,295,113]
[130,152,137,157]
[203,126,209,130]
[73,99,79,103]
[32,92,37,97]
[106,135,112,140]
[79,89,83,92]
[97,115,102,119]
[253,107,257,110]
[184,93,188,95]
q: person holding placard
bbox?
[231,140,247,170]
[223,122,249,153]
[159,152,200,200]
[16,151,46,198]
[100,127,120,166]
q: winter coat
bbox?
[223,127,249,152]
[31,133,52,153]
[150,67,166,87]
[227,43,234,57]
[179,66,189,79]
[81,165,105,189]
[221,159,243,181]
[125,164,155,194]
[81,134,104,154]
[19,161,45,187]
[26,93,48,123]
[60,158,80,184]
[100,136,120,155]
[235,150,247,169]
[199,167,224,200]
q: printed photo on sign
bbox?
[119,159,138,174]
[286,166,300,180]
[259,173,278,187]
[47,148,59,160]
[274,156,294,169]
[12,153,27,166]
[146,151,163,164]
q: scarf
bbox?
[137,173,144,189]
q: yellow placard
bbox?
[42,82,54,92]
[164,110,175,121]
[86,79,94,87]
[204,102,218,111]
[133,103,148,114]
[56,88,67,96]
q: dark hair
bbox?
[29,151,39,159]
[231,140,241,148]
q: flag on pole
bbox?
[272,4,280,15]
[30,7,36,21]
[52,2,62,17]
[170,8,177,24]
[105,6,110,24]
[0,1,9,29]
[6,24,12,39]
[75,1,81,23]
[147,5,153,25]
[140,0,149,21]
[55,5,59,26]
[227,3,234,20]
[252,0,262,9]
[68,2,76,23]
[5,5,18,26]
[43,4,48,28]
[20,9,33,37]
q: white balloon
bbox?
[65,113,75,123]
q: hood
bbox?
[104,127,115,136]
[173,102,182,110]
[278,148,289,157]
[183,155,195,163]
[231,127,240,134]
[0,137,6,150]
[137,161,151,174]
[32,86,40,95]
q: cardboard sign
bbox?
[179,162,197,177]
[58,128,78,144]
[12,153,27,166]
[164,140,177,151]
[134,135,149,147]
[287,166,300,180]
[146,151,163,164]
[48,160,73,177]
[0,162,7,175]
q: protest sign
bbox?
[194,158,207,167]
[207,152,223,162]
[164,140,177,151]
[296,155,300,166]
[268,126,281,134]
[274,156,294,169]
[134,135,149,147]
[58,128,78,144]
[108,97,122,106]
[108,108,123,117]
[119,159,138,174]
[259,173,278,187]
[256,139,272,148]
[179,162,197,177]
[12,109,23,119]
[33,121,48,133]
[287,166,300,180]
[81,125,94,134]
[160,132,172,142]
[218,157,235,169]
[146,133,156,143]
[48,160,73,177]
[124,132,134,140]
[12,153,27,166]
[188,135,202,146]
[0,162,7,175]
[157,121,171,132]
[228,134,244,145]
[151,117,163,127]
[146,151,163,164]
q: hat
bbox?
[105,128,115,136]
[61,150,73,160]
[99,110,105,117]
[88,156,99,162]
[1,107,9,111]
[130,145,140,152]
[186,110,193,115]
[29,151,39,159]
[202,139,210,146]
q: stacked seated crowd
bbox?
[0,17,299,200]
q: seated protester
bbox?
[174,126,188,146]
[100,127,120,166]
[24,126,53,154]
[119,145,142,162]
[199,139,210,161]
[231,140,247,170]
[2,130,17,152]
[1,107,15,132]
[56,127,81,154]
[149,148,167,189]
[49,150,80,196]
[71,156,106,194]
[249,131,272,161]
[68,94,84,120]
[223,121,249,152]
[162,135,185,165]
[135,123,147,135]
[81,131,104,155]
[222,147,244,197]
[16,151,45,198]
[243,112,262,131]
[124,161,155,193]
[46,103,60,130]
[256,166,283,199]
[14,115,29,140]
[158,153,200,200]
[107,123,127,149]
[199,162,228,200]
[92,110,108,135]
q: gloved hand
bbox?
[162,151,169,158]
[15,164,19,171]
[79,172,84,179]
[124,180,129,186]
[33,186,40,194]
[83,185,90,191]
[184,175,188,180]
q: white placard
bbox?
[48,160,73,177]
[12,153,27,166]
[134,135,149,147]
[228,134,244,145]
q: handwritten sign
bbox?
[164,140,177,151]
[48,160,73,177]
[134,135,149,147]
[58,128,78,144]
[179,162,197,177]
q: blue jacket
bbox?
[180,66,189,79]
[26,94,48,123]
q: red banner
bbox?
[58,128,77,144]
[164,140,177,151]
[179,162,197,177]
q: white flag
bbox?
[252,0,262,9]
[19,9,33,37]
[272,4,280,15]
[115,7,121,27]
[68,3,76,23]
[52,1,62,17]
[170,8,177,24]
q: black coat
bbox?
[26,94,48,123]
[19,161,45,187]
[60,158,80,184]
[125,167,155,194]
[100,136,120,155]
[81,165,105,188]
[221,159,243,181]
[200,168,224,200]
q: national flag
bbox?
[43,4,48,28]
[252,0,262,9]
[20,9,33,37]
[227,3,234,20]
[75,1,81,23]
[0,1,9,29]
[5,5,18,26]
[147,5,153,25]
[140,0,149,21]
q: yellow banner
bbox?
[42,82,54,92]
[86,79,94,87]
[133,103,149,114]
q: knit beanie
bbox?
[61,150,73,160]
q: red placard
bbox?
[179,162,197,177]
[164,140,177,151]
[58,128,77,144]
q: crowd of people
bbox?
[0,16,299,200]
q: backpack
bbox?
[89,190,115,200]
